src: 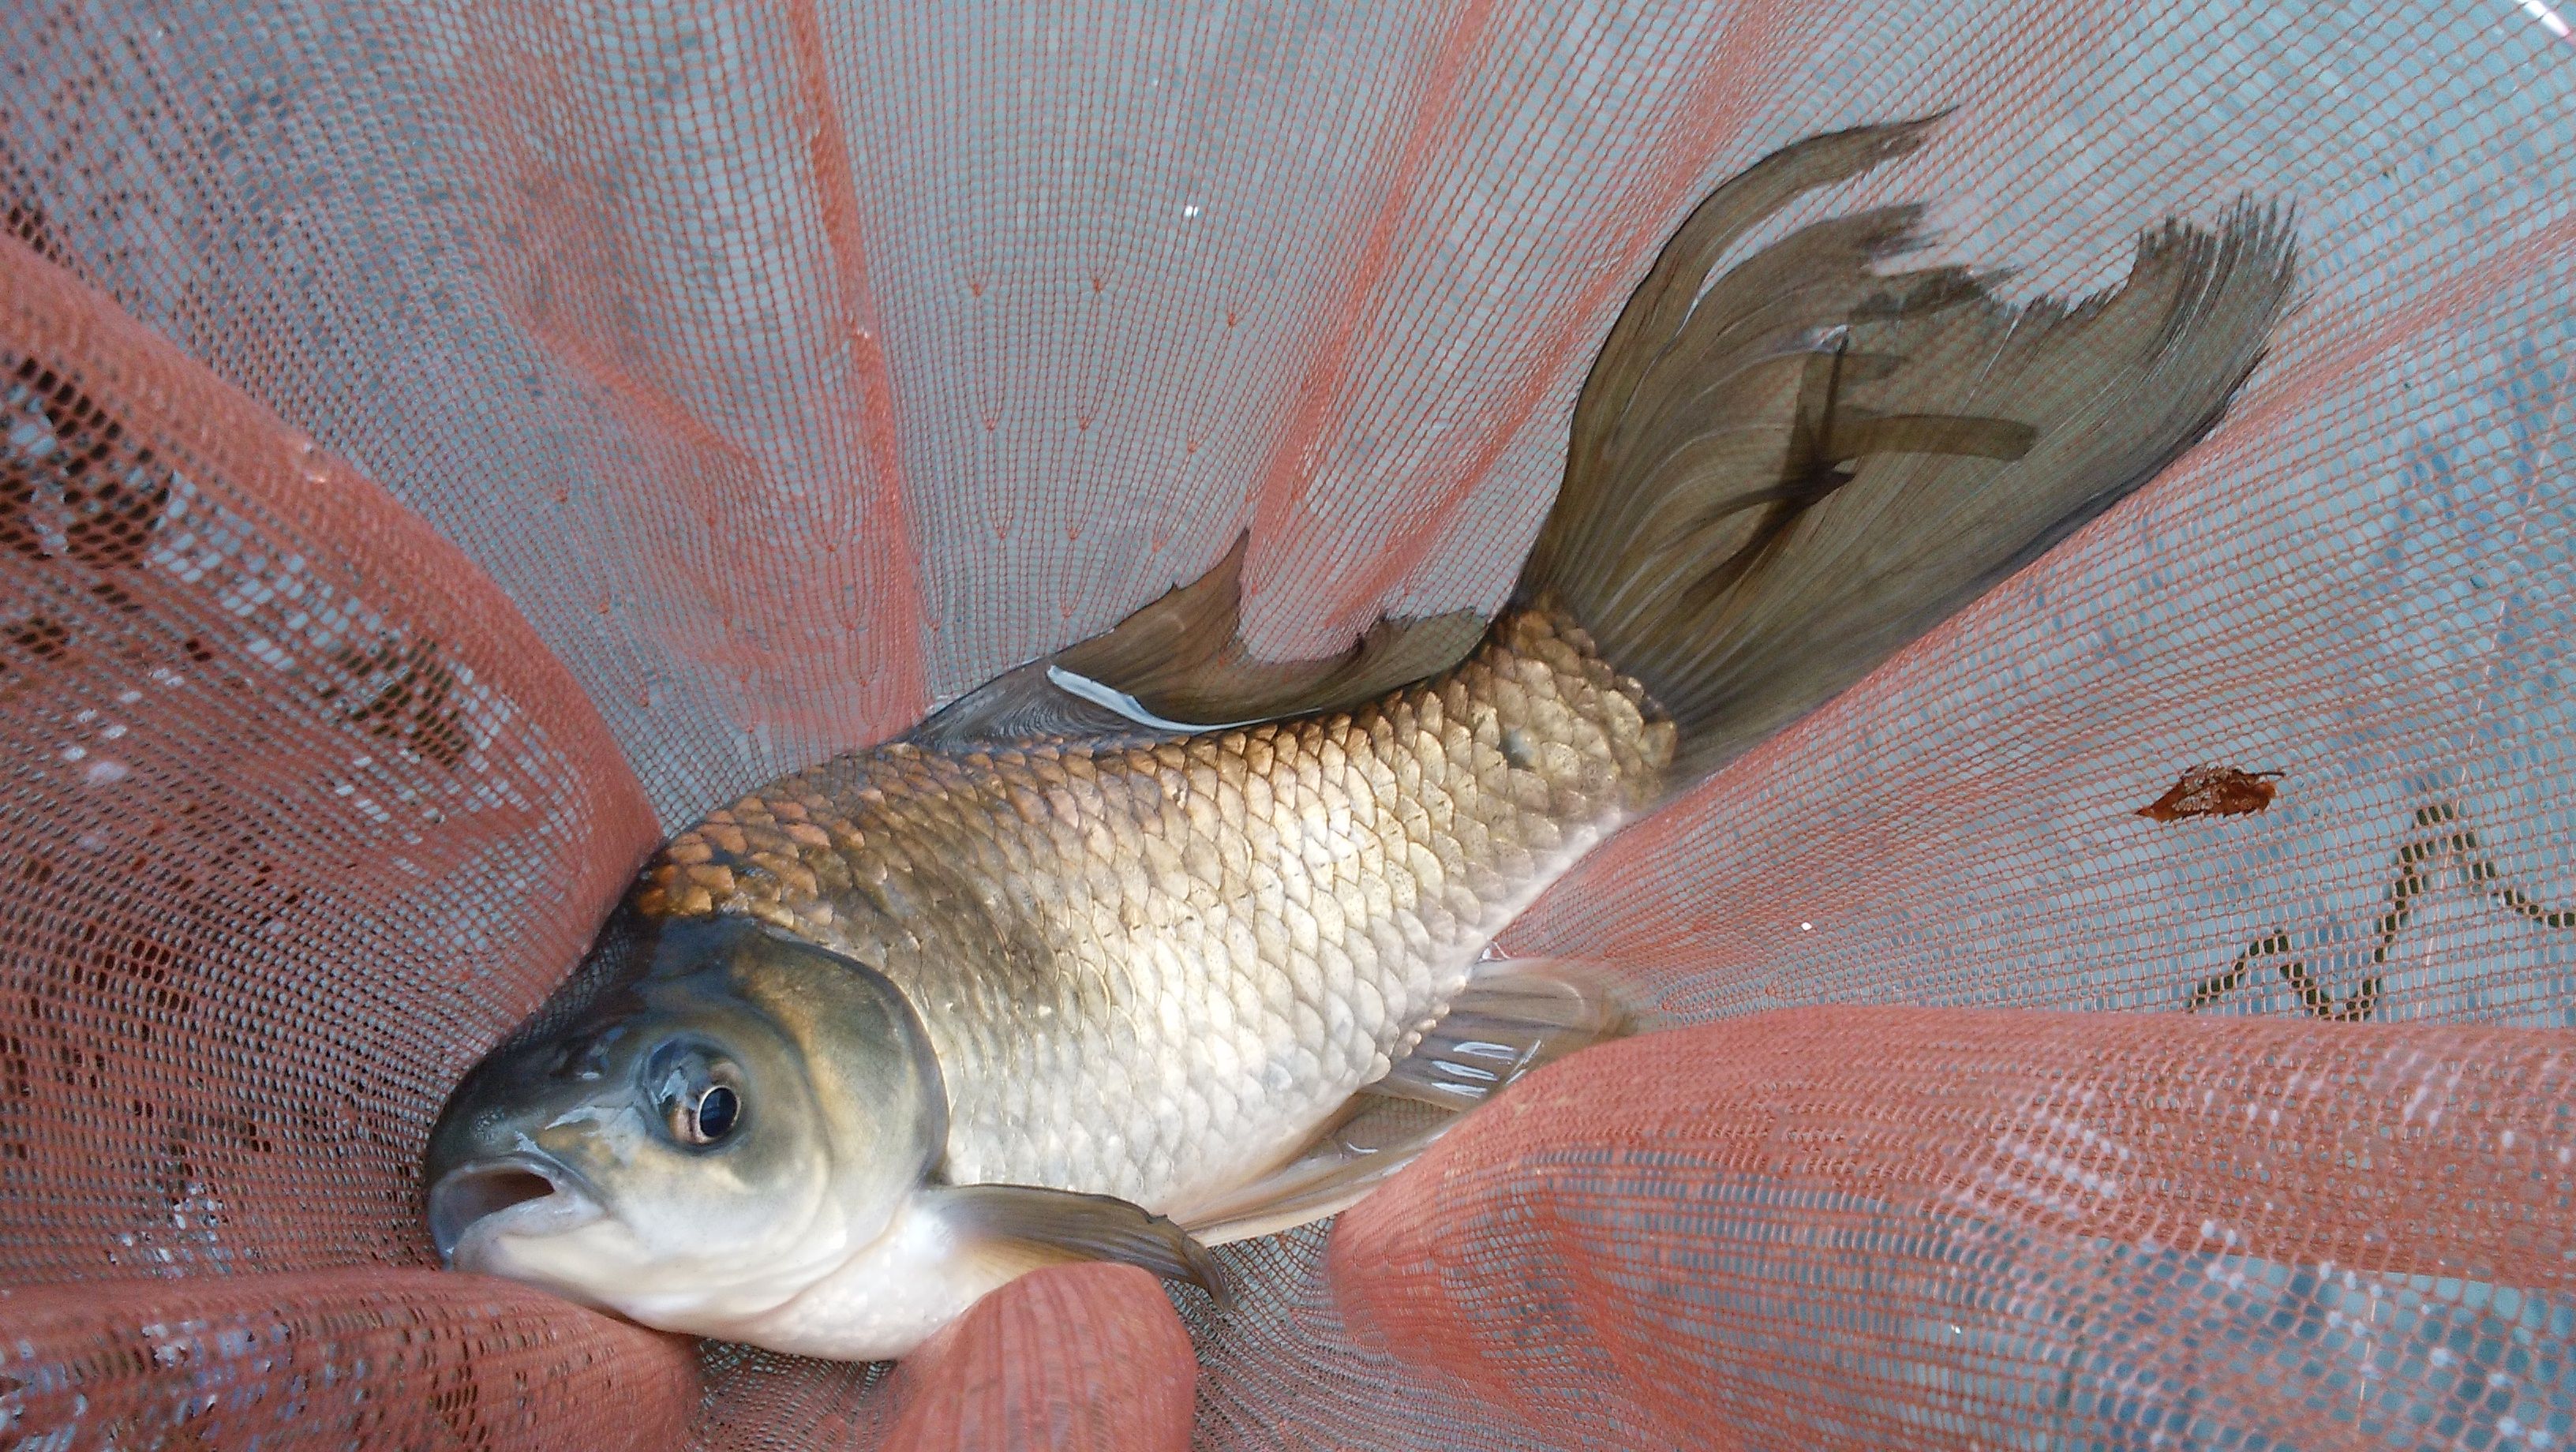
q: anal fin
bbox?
[1179,959,1633,1245]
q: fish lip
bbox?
[428,1153,606,1266]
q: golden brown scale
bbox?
[627,605,1672,1214]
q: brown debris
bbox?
[2136,765,2282,822]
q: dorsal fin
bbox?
[907,658,1148,748]
[912,533,1487,750]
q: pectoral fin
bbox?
[932,1183,1234,1307]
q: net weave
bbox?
[2,0,2571,1447]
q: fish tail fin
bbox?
[1518,115,2297,784]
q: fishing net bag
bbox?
[3,2,2572,1446]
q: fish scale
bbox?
[629,605,1674,1213]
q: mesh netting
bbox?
[0,1269,698,1449]
[4,0,2572,1446]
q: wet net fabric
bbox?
[2,0,2572,1448]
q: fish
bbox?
[423,115,2297,1360]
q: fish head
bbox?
[425,914,946,1329]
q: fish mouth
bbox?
[429,1154,606,1265]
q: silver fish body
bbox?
[425,115,2296,1360]
[633,607,1667,1219]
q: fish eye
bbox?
[687,1083,739,1143]
[648,1046,744,1147]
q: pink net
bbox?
[4,0,2572,1446]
